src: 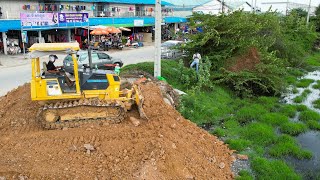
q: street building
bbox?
[0,0,187,54]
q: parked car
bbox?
[161,40,184,59]
[63,50,123,73]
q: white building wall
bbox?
[0,0,38,19]
[261,3,288,14]
[236,3,252,12]
[193,1,230,15]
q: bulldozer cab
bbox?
[29,42,122,101]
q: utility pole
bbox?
[154,0,162,77]
[251,0,254,13]
[307,0,312,25]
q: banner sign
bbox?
[20,12,89,28]
[134,19,144,27]
[20,13,57,27]
[58,13,89,23]
[21,31,28,43]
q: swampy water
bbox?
[283,70,320,179]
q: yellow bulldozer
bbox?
[29,42,144,129]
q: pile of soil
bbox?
[227,47,261,72]
[0,82,235,179]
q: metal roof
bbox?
[53,0,172,5]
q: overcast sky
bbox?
[254,0,320,7]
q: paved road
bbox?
[0,46,155,96]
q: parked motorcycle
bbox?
[7,40,21,55]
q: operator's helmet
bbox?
[49,54,58,61]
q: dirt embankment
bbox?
[0,82,235,179]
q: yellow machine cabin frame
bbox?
[29,42,126,101]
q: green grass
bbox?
[295,104,308,112]
[293,89,311,103]
[299,109,320,122]
[269,135,312,159]
[312,80,320,89]
[258,113,289,126]
[178,87,236,125]
[251,157,301,180]
[124,62,316,179]
[312,99,320,109]
[236,170,254,180]
[296,79,314,88]
[292,87,299,94]
[306,53,320,66]
[225,138,251,152]
[235,104,268,124]
[279,105,297,118]
[241,123,277,146]
[306,120,320,130]
[211,127,225,137]
[280,122,308,136]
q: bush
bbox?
[280,122,308,136]
[251,157,301,180]
[269,135,312,159]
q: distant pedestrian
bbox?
[114,64,121,75]
[190,52,201,73]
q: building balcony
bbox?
[93,10,174,18]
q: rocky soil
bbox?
[0,82,236,179]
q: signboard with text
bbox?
[20,12,89,29]
[58,13,89,23]
[134,19,144,27]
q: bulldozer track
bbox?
[37,98,127,130]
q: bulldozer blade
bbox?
[133,84,148,120]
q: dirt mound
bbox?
[0,83,235,179]
[227,47,261,72]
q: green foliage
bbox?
[293,89,311,103]
[185,10,316,97]
[312,99,320,109]
[279,105,297,118]
[236,170,254,180]
[251,157,301,180]
[225,138,251,152]
[280,122,308,136]
[269,135,312,159]
[296,79,314,88]
[299,109,320,121]
[241,123,276,146]
[289,8,308,18]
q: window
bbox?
[79,54,88,62]
[92,53,100,62]
[98,53,110,59]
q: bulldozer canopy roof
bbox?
[28,42,80,58]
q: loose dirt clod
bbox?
[0,82,235,179]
